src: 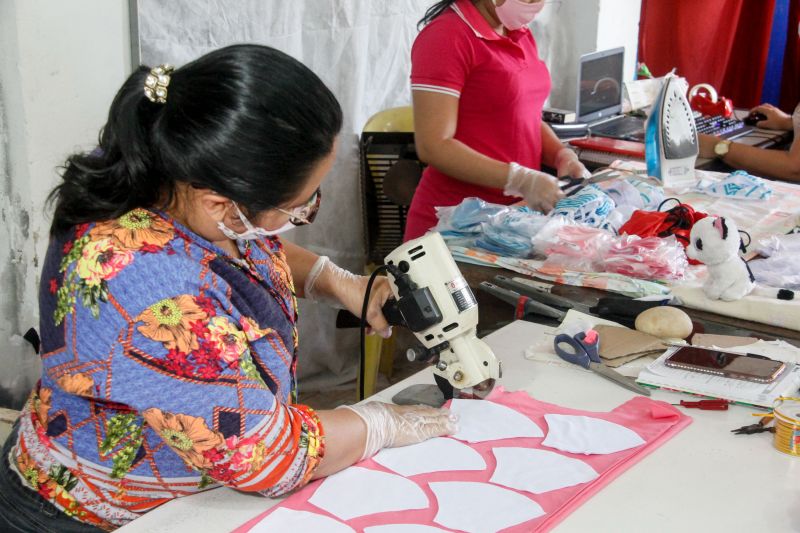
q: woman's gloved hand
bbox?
[304,256,394,338]
[503,162,564,214]
[554,147,591,180]
[341,402,459,460]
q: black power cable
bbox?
[358,265,391,401]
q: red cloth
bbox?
[780,0,800,112]
[618,202,708,265]
[638,0,776,109]
[404,0,551,241]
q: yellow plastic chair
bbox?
[363,106,415,133]
[356,106,420,400]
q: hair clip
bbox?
[144,64,174,104]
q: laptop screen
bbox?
[577,47,624,123]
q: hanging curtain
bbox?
[638,0,776,109]
[780,0,800,111]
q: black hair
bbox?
[48,44,343,235]
[418,0,459,29]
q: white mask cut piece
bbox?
[249,508,354,533]
[364,526,449,533]
[308,467,428,521]
[449,399,543,443]
[372,437,486,477]
[429,481,545,533]
[541,414,646,455]
[490,447,598,494]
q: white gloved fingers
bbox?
[503,162,564,214]
[342,402,458,460]
[305,256,360,309]
[365,277,393,338]
[536,175,565,214]
[389,405,459,448]
[554,147,590,179]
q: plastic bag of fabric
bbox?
[475,208,548,257]
[603,234,688,280]
[695,170,773,201]
[531,216,580,255]
[749,253,800,290]
[596,179,644,210]
[542,226,687,281]
[550,185,616,228]
[434,197,510,236]
[541,225,615,271]
[629,178,665,210]
[753,233,800,258]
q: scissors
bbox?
[553,329,652,396]
[558,169,623,197]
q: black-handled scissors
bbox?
[553,330,651,396]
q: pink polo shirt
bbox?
[404,0,551,241]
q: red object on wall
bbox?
[780,0,800,111]
[638,0,776,110]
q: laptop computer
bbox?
[576,47,645,142]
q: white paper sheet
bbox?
[430,481,545,533]
[449,399,544,443]
[364,526,449,533]
[372,437,486,477]
[250,508,354,533]
[308,467,428,521]
[490,447,598,494]
[541,414,645,455]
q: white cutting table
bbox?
[118,320,800,533]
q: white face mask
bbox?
[493,0,544,30]
[217,202,294,240]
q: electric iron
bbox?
[645,74,698,186]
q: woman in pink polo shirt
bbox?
[404,0,589,241]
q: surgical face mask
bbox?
[493,0,544,30]
[217,202,294,241]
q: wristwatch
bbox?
[713,139,732,158]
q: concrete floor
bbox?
[299,351,421,409]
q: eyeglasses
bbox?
[276,188,322,226]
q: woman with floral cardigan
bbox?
[0,45,455,531]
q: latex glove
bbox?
[554,147,591,180]
[305,256,393,338]
[503,162,564,214]
[749,103,793,131]
[342,402,458,460]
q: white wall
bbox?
[0,0,131,408]
[534,0,642,112]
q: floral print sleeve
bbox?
[11,209,324,530]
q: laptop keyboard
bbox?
[694,114,747,137]
[590,117,645,141]
[592,117,644,137]
[591,113,750,142]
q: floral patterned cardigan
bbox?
[8,209,324,530]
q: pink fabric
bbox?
[234,389,691,532]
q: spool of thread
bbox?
[773,397,800,457]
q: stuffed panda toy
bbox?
[686,216,794,302]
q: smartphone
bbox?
[664,346,786,383]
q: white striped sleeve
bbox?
[411,84,461,98]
